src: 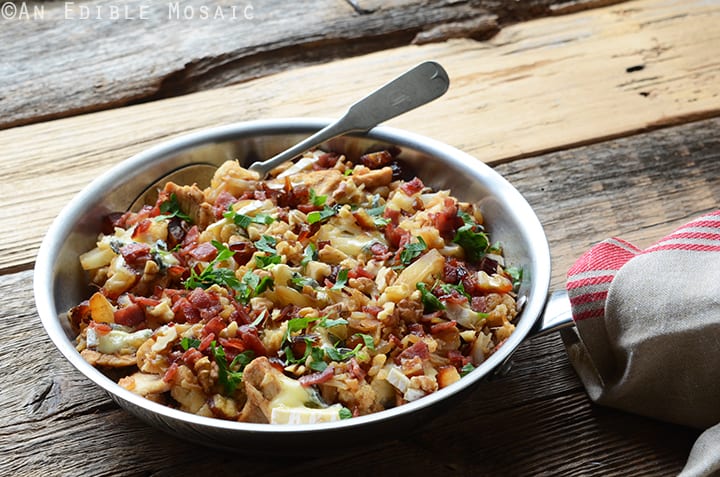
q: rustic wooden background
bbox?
[2,0,719,475]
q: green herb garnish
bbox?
[307,205,340,225]
[210,341,254,395]
[505,266,523,289]
[254,235,277,254]
[354,333,376,350]
[157,193,192,223]
[416,282,446,313]
[255,253,282,269]
[331,268,349,291]
[300,243,318,267]
[184,240,241,290]
[439,282,471,300]
[453,217,490,263]
[180,337,201,351]
[309,189,327,207]
[223,210,275,229]
[400,236,427,265]
[318,317,349,328]
[460,362,476,377]
[339,407,352,419]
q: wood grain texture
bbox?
[6,115,719,476]
[2,0,719,273]
[0,0,626,130]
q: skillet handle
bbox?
[529,290,574,338]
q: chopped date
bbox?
[360,150,393,169]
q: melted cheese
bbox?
[87,328,152,355]
[268,372,343,425]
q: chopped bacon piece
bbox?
[113,303,146,327]
[348,266,374,280]
[430,320,457,335]
[238,325,267,357]
[102,212,127,235]
[348,358,367,381]
[471,296,488,313]
[398,340,430,361]
[181,225,200,249]
[132,296,161,309]
[131,219,153,240]
[163,362,179,383]
[385,222,410,249]
[172,297,200,323]
[430,198,462,239]
[188,288,223,321]
[297,203,323,214]
[219,337,247,361]
[120,242,152,269]
[88,321,113,335]
[298,365,335,387]
[188,242,218,262]
[198,333,215,352]
[202,316,226,338]
[400,177,424,196]
[369,242,392,261]
[213,191,237,217]
[181,347,204,368]
[362,305,383,318]
[447,350,471,369]
[316,152,340,169]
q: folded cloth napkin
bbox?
[561,210,720,477]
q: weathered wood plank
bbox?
[2,0,718,274]
[6,116,718,476]
[0,0,626,130]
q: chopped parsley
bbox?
[453,212,490,263]
[255,253,282,269]
[223,210,274,229]
[210,341,254,395]
[300,243,318,267]
[309,189,327,207]
[506,266,523,289]
[439,282,471,300]
[184,241,241,290]
[307,205,340,225]
[254,235,277,254]
[289,273,319,291]
[156,193,192,223]
[416,282,446,313]
[460,362,476,377]
[331,268,349,291]
[235,272,274,304]
[325,344,363,362]
[400,236,427,265]
[180,337,201,351]
[354,333,376,350]
[318,316,349,328]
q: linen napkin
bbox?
[561,210,720,477]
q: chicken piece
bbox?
[205,160,260,202]
[350,166,393,189]
[268,169,344,198]
[80,349,137,367]
[239,357,286,423]
[162,182,215,229]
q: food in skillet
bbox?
[68,148,522,424]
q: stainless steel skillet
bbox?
[34,118,573,452]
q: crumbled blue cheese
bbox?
[86,327,152,355]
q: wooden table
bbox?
[3,0,719,475]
